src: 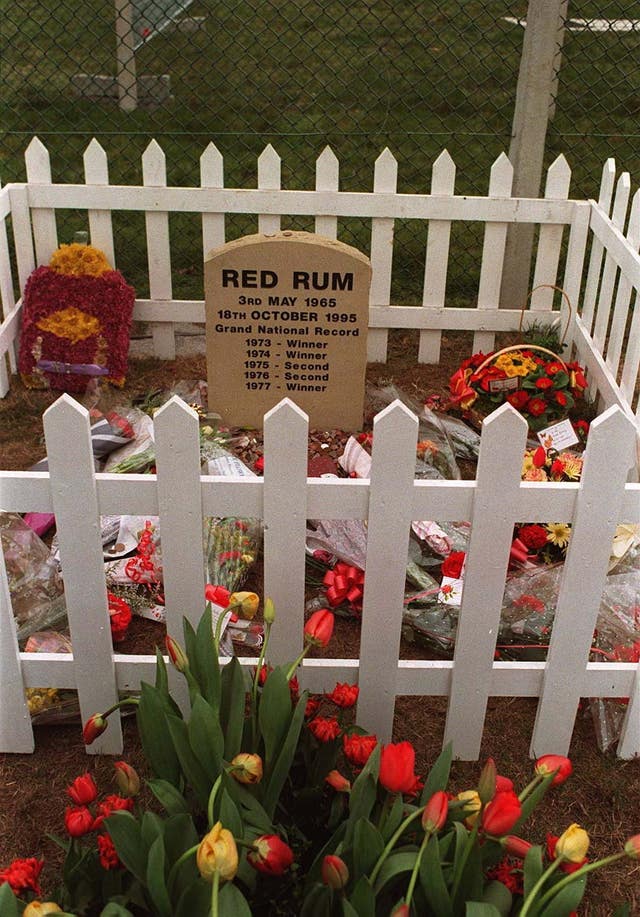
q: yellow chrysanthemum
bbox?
[49,243,112,277]
[546,522,571,548]
[494,351,539,378]
[557,455,583,480]
[37,306,102,343]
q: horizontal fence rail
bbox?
[1,397,639,759]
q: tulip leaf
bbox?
[165,713,212,809]
[218,881,253,916]
[103,811,148,884]
[345,775,377,847]
[465,904,502,916]
[381,792,405,842]
[219,789,243,838]
[420,833,453,917]
[188,694,225,781]
[146,835,172,917]
[221,656,248,760]
[221,772,273,833]
[303,823,348,893]
[342,900,360,917]
[348,875,376,917]
[263,693,307,819]
[0,885,19,917]
[182,618,198,678]
[373,850,418,894]
[162,815,200,900]
[452,836,483,910]
[353,818,384,875]
[194,606,221,708]
[154,647,170,695]
[420,741,453,805]
[141,810,166,851]
[482,880,513,916]
[523,844,544,899]
[137,682,182,786]
[99,906,136,916]
[258,665,293,770]
[539,876,587,917]
[175,878,212,917]
[300,884,333,917]
[146,778,190,816]
[514,774,555,832]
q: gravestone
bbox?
[205,231,371,428]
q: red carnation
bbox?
[441,551,466,579]
[343,733,377,766]
[308,716,341,743]
[518,524,548,551]
[327,682,359,708]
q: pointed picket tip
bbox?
[431,149,456,193]
[599,159,616,209]
[489,152,513,194]
[43,392,90,424]
[200,142,224,185]
[258,144,281,166]
[374,147,398,173]
[142,140,167,183]
[588,403,637,441]
[154,394,200,425]
[372,398,419,430]
[481,401,529,435]
[315,145,339,184]
[25,136,51,179]
[432,149,455,174]
[83,139,108,180]
[545,155,571,196]
[264,397,309,425]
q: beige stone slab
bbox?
[204,231,371,429]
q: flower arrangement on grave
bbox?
[18,242,135,393]
[448,348,589,432]
[2,590,638,916]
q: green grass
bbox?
[1,0,638,302]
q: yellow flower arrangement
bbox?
[49,243,112,277]
[493,351,539,378]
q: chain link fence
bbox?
[1,1,638,302]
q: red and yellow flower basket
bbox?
[19,242,135,393]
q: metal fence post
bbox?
[500,0,567,310]
[115,0,138,112]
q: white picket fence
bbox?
[0,140,639,759]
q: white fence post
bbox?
[356,401,418,741]
[315,146,339,240]
[419,150,455,364]
[529,155,572,311]
[607,189,640,379]
[367,148,397,363]
[581,159,616,335]
[0,542,34,752]
[84,139,116,267]
[530,406,637,757]
[43,396,123,754]
[25,137,58,265]
[262,399,308,665]
[114,0,138,112]
[200,143,225,257]
[592,173,631,355]
[142,140,175,359]
[258,145,281,236]
[0,184,17,384]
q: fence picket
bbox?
[559,201,590,352]
[581,159,616,334]
[617,667,640,759]
[419,150,456,363]
[24,137,58,264]
[606,189,640,378]
[142,140,175,359]
[315,146,339,239]
[367,148,397,362]
[0,183,17,380]
[443,404,528,759]
[474,153,513,354]
[530,155,571,311]
[258,145,281,236]
[154,398,206,633]
[262,399,308,665]
[530,406,637,756]
[357,401,418,741]
[620,288,640,408]
[592,172,631,354]
[0,542,34,752]
[83,139,116,266]
[43,396,122,754]
[9,185,36,293]
[200,143,225,258]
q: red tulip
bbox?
[343,733,377,766]
[325,770,351,793]
[421,790,449,833]
[64,805,94,837]
[114,761,140,797]
[481,789,522,836]
[304,609,334,647]
[247,835,294,875]
[477,757,497,804]
[67,772,98,805]
[205,584,230,607]
[0,857,44,896]
[496,774,514,793]
[390,905,410,917]
[321,854,349,890]
[535,754,573,786]
[379,741,418,794]
[82,713,107,746]
[624,834,640,860]
[165,634,189,673]
[503,835,533,859]
[327,682,359,708]
[308,716,341,743]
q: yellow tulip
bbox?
[230,752,263,785]
[24,903,63,916]
[457,789,482,827]
[197,822,238,883]
[228,591,260,620]
[555,823,590,863]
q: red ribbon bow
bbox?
[323,562,365,611]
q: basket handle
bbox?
[518,283,573,345]
[474,343,568,377]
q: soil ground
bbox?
[0,329,638,914]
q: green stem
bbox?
[285,643,311,682]
[406,831,431,909]
[369,805,426,886]
[207,775,223,828]
[251,620,272,750]
[102,697,140,718]
[213,608,227,654]
[450,820,479,903]
[167,843,199,896]
[518,774,542,802]
[211,869,220,917]
[534,852,625,913]
[519,858,563,917]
